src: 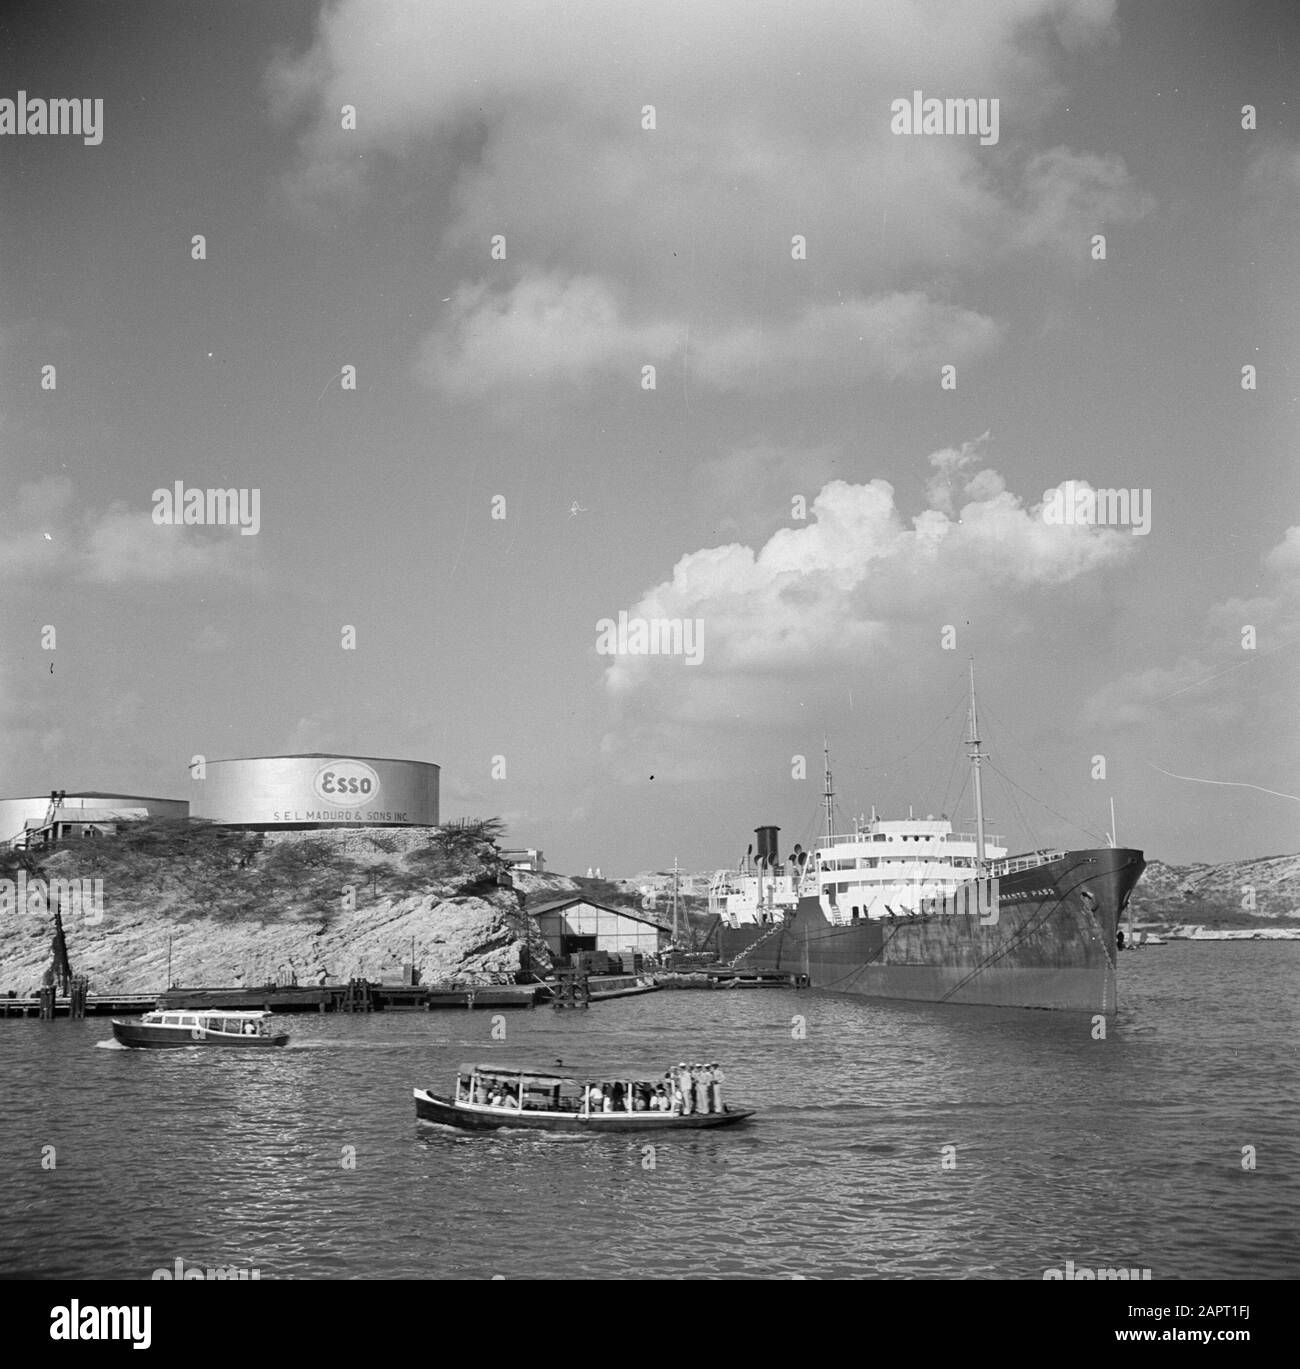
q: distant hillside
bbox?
[1127,855,1300,929]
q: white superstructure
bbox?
[710,816,1009,928]
[810,816,1007,922]
[711,661,1077,931]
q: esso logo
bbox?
[313,760,381,808]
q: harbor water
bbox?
[2,942,1297,1280]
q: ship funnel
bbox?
[754,825,780,868]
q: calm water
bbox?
[2,943,1297,1280]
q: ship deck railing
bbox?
[819,831,1006,847]
[989,849,1066,875]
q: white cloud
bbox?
[599,442,1136,717]
[417,273,679,396]
[84,506,255,586]
[1014,147,1153,252]
[418,274,1001,395]
[0,481,257,586]
[272,0,1137,393]
[690,293,1002,389]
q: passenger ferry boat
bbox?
[713,662,1145,1014]
[414,1062,754,1132]
[111,1008,290,1049]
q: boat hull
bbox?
[111,1020,290,1048]
[718,847,1145,1014]
[413,1089,753,1132]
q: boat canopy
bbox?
[460,1062,678,1082]
[153,1008,273,1019]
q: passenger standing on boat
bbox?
[475,1078,488,1104]
[585,1083,603,1111]
[709,1063,724,1113]
[677,1062,694,1114]
[694,1064,711,1115]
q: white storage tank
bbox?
[191,754,439,828]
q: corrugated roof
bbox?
[527,896,667,928]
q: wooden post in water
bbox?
[551,960,590,1010]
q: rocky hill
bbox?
[1126,854,1300,929]
[0,819,550,996]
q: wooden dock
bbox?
[0,980,547,1018]
[1,992,160,1019]
[158,982,546,1012]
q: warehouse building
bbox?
[529,897,668,963]
[190,754,439,829]
[0,791,190,849]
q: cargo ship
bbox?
[712,663,1145,1014]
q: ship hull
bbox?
[717,847,1145,1014]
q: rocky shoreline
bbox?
[0,822,551,997]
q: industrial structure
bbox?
[501,847,545,873]
[529,897,668,963]
[0,792,190,849]
[190,754,440,829]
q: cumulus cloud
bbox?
[599,442,1136,711]
[271,0,1138,395]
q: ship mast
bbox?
[822,736,835,842]
[967,658,987,873]
[671,854,681,944]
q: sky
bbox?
[1,0,1297,874]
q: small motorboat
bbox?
[111,1008,289,1049]
[414,1062,754,1132]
